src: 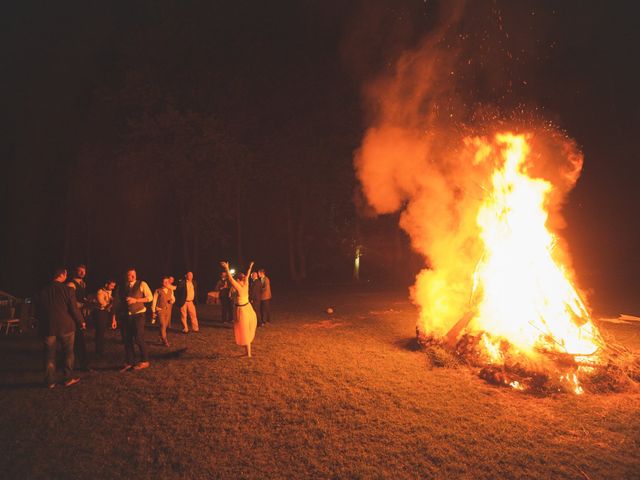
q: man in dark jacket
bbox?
[67,264,90,370]
[216,271,233,323]
[35,267,84,388]
[249,271,262,325]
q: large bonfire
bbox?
[431,131,603,394]
[354,5,639,394]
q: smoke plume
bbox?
[354,1,584,335]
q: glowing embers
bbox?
[457,332,592,394]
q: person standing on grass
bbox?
[258,268,272,325]
[249,271,262,325]
[176,271,199,333]
[67,264,91,370]
[229,277,238,312]
[152,276,176,326]
[216,270,233,324]
[35,267,84,388]
[116,268,153,372]
[94,279,117,358]
[152,276,175,347]
[221,261,257,357]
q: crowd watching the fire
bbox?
[33,262,272,388]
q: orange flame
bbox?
[467,133,601,362]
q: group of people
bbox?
[34,262,272,388]
[215,265,272,327]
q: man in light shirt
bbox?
[177,271,199,333]
[94,279,117,358]
[152,276,176,347]
[117,268,153,371]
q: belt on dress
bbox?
[235,302,249,307]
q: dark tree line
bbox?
[3,1,416,295]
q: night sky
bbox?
[2,1,639,315]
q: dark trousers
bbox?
[221,298,233,323]
[94,310,110,357]
[44,332,75,385]
[260,299,271,324]
[120,312,148,365]
[74,326,89,369]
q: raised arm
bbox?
[220,261,242,292]
[245,261,254,278]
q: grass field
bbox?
[1,288,639,479]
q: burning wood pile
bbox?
[418,330,640,394]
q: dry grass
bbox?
[0,288,639,479]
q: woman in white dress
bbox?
[220,261,257,357]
